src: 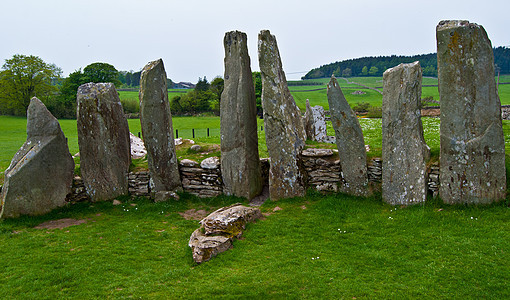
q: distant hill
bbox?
[302,46,510,79]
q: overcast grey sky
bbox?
[1,0,508,82]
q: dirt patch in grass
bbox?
[178,209,209,220]
[34,218,87,230]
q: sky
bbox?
[1,0,509,83]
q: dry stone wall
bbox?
[63,150,441,202]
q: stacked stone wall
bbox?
[63,151,442,200]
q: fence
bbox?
[136,126,265,140]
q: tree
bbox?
[125,72,132,86]
[0,54,61,115]
[195,76,210,91]
[361,66,368,76]
[210,77,224,100]
[368,66,379,76]
[342,68,352,77]
[252,72,263,117]
[48,70,84,118]
[82,62,121,87]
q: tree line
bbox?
[303,46,510,79]
[0,55,179,118]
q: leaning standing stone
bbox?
[437,20,506,204]
[258,30,307,200]
[327,76,369,196]
[220,31,262,199]
[1,97,74,218]
[77,83,131,201]
[139,59,181,193]
[382,62,430,205]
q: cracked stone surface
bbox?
[382,61,430,205]
[327,76,369,196]
[77,83,131,202]
[1,98,74,218]
[220,31,262,199]
[437,20,506,204]
[139,59,181,192]
[258,30,306,200]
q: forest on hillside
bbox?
[303,46,510,79]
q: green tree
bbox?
[82,62,121,87]
[361,66,368,76]
[368,66,379,76]
[125,72,132,86]
[342,68,352,77]
[48,70,84,118]
[195,76,210,91]
[252,72,262,117]
[0,54,61,115]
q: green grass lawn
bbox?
[1,112,510,297]
[0,185,508,298]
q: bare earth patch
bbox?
[34,218,87,230]
[179,209,209,220]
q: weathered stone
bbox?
[190,145,202,152]
[304,99,328,142]
[201,156,220,169]
[139,59,181,192]
[153,190,179,202]
[258,30,307,200]
[437,20,506,204]
[179,159,199,167]
[327,76,369,196]
[382,61,430,205]
[188,229,233,264]
[130,132,146,159]
[77,82,131,202]
[0,98,74,218]
[200,203,263,237]
[302,148,334,157]
[220,31,263,200]
[188,203,262,263]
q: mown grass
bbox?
[0,188,508,298]
[1,91,510,297]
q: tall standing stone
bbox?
[304,99,328,142]
[258,30,306,200]
[437,20,506,204]
[220,31,262,199]
[77,83,131,202]
[139,59,181,193]
[382,62,430,205]
[1,98,74,218]
[327,76,369,196]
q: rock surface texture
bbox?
[1,98,74,218]
[382,62,430,205]
[220,31,262,199]
[258,30,307,200]
[77,83,131,202]
[437,20,506,204]
[327,76,369,196]
[139,59,181,192]
[188,203,262,263]
[304,99,328,142]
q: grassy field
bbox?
[1,114,510,297]
[0,189,508,298]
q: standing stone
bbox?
[139,59,181,193]
[77,83,131,201]
[327,76,369,196]
[220,31,262,199]
[382,62,430,205]
[258,30,306,200]
[437,20,506,204]
[304,99,328,142]
[1,97,74,218]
